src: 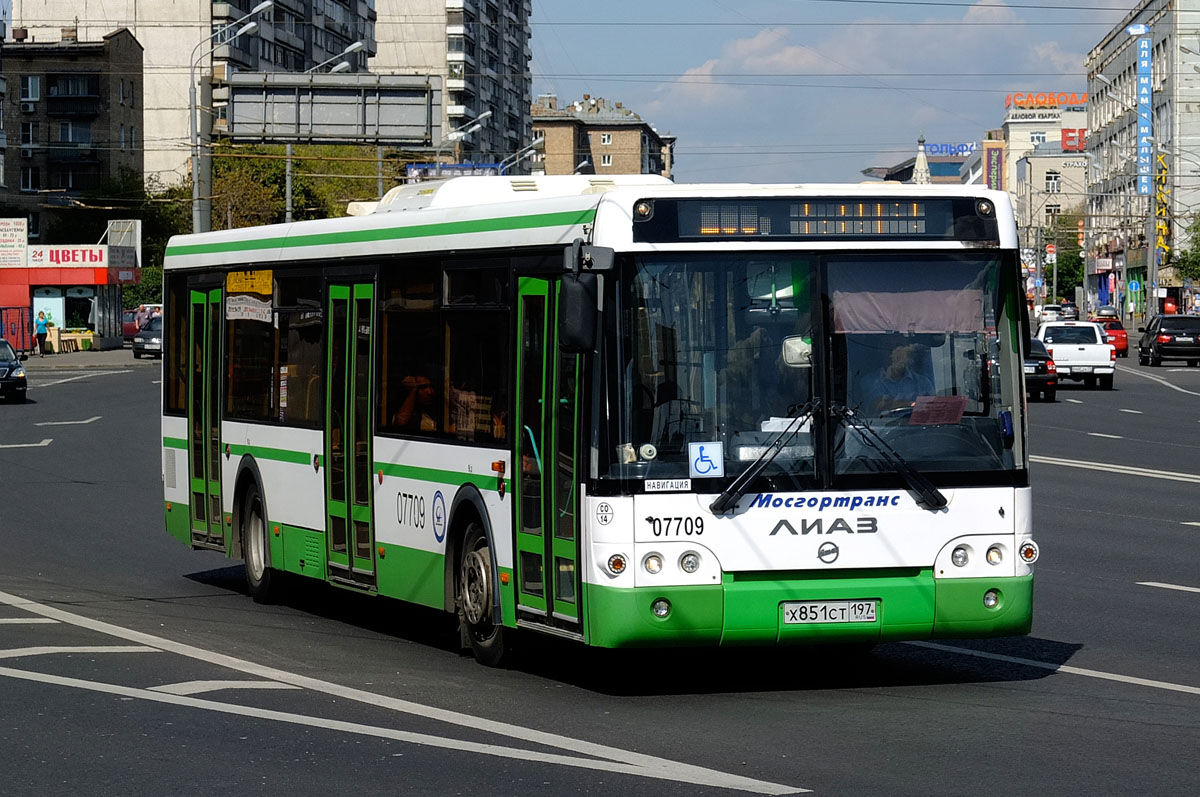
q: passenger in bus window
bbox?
[867,342,934,414]
[393,373,438,432]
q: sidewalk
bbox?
[21,344,158,371]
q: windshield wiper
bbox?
[828,402,948,511]
[709,400,818,515]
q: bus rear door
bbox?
[188,287,224,550]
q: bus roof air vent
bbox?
[584,179,618,194]
[509,179,539,192]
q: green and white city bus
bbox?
[160,176,1039,665]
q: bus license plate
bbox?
[782,600,877,624]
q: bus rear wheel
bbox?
[241,482,281,604]
[458,523,509,667]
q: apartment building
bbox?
[8,0,377,187]
[531,94,674,177]
[371,0,532,164]
[1,28,143,241]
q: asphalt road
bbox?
[1,356,1197,795]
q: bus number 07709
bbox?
[397,492,426,528]
[648,516,704,537]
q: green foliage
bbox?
[1170,216,1200,285]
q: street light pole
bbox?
[190,1,274,234]
[434,110,492,177]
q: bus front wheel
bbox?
[241,482,280,604]
[458,523,509,667]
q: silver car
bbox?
[1038,304,1063,324]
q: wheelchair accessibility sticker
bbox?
[688,442,725,479]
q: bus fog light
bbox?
[651,598,671,618]
[607,554,628,576]
[951,546,969,567]
[679,552,701,573]
[1018,541,1039,564]
[986,546,1003,565]
[643,553,663,574]
[983,589,1000,609]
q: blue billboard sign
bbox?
[1137,36,1153,196]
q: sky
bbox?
[530,0,1136,183]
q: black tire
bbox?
[1099,374,1113,390]
[241,481,281,604]
[1138,350,1149,366]
[1189,360,1200,368]
[132,350,141,359]
[1150,354,1162,367]
[1084,375,1097,388]
[1043,389,1056,402]
[458,523,509,667]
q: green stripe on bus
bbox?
[163,436,188,450]
[165,209,597,258]
[375,461,511,492]
[227,443,316,466]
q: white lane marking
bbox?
[1030,455,1200,485]
[35,415,101,427]
[911,642,1200,696]
[0,665,801,794]
[1137,581,1200,594]
[1119,409,1144,414]
[1184,522,1200,527]
[149,680,301,696]
[32,371,131,388]
[0,591,801,795]
[1116,364,1200,396]
[0,645,158,660]
[1087,433,1124,439]
[0,618,58,625]
[1066,398,1084,404]
[0,439,52,449]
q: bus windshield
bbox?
[608,252,1021,485]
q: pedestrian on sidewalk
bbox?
[33,311,48,357]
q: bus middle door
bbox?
[514,277,583,633]
[325,283,377,589]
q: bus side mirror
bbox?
[559,273,597,353]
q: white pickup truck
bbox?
[1036,321,1116,389]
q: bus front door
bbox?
[514,277,582,633]
[325,284,377,589]
[188,287,225,550]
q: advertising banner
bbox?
[1137,36,1153,195]
[0,219,28,268]
[27,245,108,267]
[982,141,1005,191]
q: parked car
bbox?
[1092,305,1119,319]
[1137,314,1200,366]
[0,338,29,403]
[1059,300,1080,320]
[1036,321,1116,389]
[1037,304,1063,324]
[132,316,163,359]
[1092,318,1128,357]
[122,310,140,343]
[1024,338,1057,402]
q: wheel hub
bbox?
[462,549,492,626]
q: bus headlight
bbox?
[951,546,969,567]
[986,546,1003,566]
[642,553,663,574]
[651,598,671,618]
[679,552,701,573]
[983,589,1000,609]
[1018,541,1039,564]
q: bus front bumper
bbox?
[583,570,1032,649]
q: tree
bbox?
[1169,215,1200,286]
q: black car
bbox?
[1136,315,1200,366]
[0,338,29,403]
[132,315,163,359]
[1024,338,1057,401]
